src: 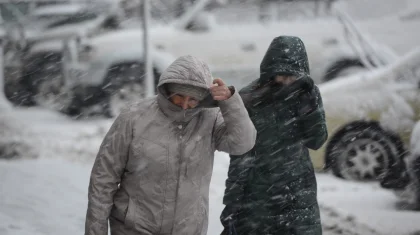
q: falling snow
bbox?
[1,0,420,234]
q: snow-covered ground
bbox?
[1,107,420,235]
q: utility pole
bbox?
[142,0,154,97]
[0,38,12,110]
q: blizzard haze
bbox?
[1,0,420,235]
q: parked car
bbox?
[7,1,123,47]
[4,1,124,106]
[22,29,175,118]
[309,47,420,184]
[8,0,420,116]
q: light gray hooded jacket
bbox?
[85,55,257,235]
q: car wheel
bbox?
[32,67,73,113]
[19,52,64,107]
[4,66,34,106]
[325,120,404,181]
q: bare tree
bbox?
[142,0,154,97]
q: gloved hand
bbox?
[297,88,318,116]
[269,75,314,102]
[248,82,285,106]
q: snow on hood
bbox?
[157,55,213,90]
[88,29,144,49]
[86,29,148,61]
[31,4,86,17]
[155,55,219,110]
[29,40,65,54]
[84,29,175,74]
[319,47,420,128]
[319,47,420,96]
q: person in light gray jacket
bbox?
[84,55,257,235]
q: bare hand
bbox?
[275,75,297,85]
[210,78,232,101]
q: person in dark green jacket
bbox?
[220,35,328,235]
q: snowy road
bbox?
[0,158,413,235]
[1,107,420,235]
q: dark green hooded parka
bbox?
[221,36,328,235]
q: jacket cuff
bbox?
[218,87,242,111]
[228,86,236,96]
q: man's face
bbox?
[274,75,297,86]
[169,93,199,110]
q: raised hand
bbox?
[210,78,232,101]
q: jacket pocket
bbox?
[124,197,136,229]
[111,190,129,223]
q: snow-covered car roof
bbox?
[88,29,143,48]
[31,4,86,17]
[71,29,175,85]
[28,39,65,54]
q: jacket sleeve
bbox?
[85,110,133,235]
[222,151,254,208]
[299,85,328,150]
[213,89,257,155]
[220,152,254,228]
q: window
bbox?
[400,10,420,21]
[0,3,30,23]
[47,12,98,28]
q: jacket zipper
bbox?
[171,128,184,234]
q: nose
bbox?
[181,97,190,110]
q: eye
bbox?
[189,98,198,104]
[171,94,184,99]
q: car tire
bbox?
[325,120,406,181]
[19,52,64,108]
[32,69,73,113]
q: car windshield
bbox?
[0,2,30,23]
[24,4,95,29]
[46,12,98,28]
